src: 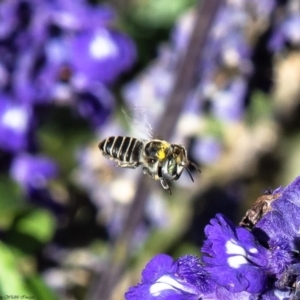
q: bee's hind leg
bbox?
[117,161,139,169]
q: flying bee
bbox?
[98,136,200,194]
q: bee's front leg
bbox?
[160,178,172,195]
[142,167,152,177]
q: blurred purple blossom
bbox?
[191,137,221,165]
[209,77,248,122]
[9,153,64,214]
[68,28,136,85]
[269,14,300,52]
[10,153,58,189]
[0,0,137,216]
[0,95,33,152]
[76,83,115,128]
[252,0,276,17]
[49,0,115,31]
[0,0,136,126]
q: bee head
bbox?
[160,144,186,181]
[161,144,200,182]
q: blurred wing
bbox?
[122,106,155,139]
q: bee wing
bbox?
[122,106,156,139]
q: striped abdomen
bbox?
[99,136,143,164]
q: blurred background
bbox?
[0,0,300,299]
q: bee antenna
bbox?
[182,165,194,182]
[189,161,201,173]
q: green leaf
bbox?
[246,91,272,125]
[0,176,27,230]
[133,0,196,28]
[37,106,93,181]
[14,209,56,244]
[25,274,59,300]
[0,242,31,295]
[0,243,58,299]
[0,176,25,214]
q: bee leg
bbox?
[143,167,153,177]
[143,167,151,176]
[117,161,139,169]
[160,178,172,195]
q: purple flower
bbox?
[253,0,276,17]
[210,77,247,123]
[125,254,215,300]
[269,14,300,52]
[125,177,300,299]
[202,214,268,294]
[49,0,115,31]
[191,137,221,165]
[0,95,33,152]
[68,28,136,85]
[75,82,115,128]
[253,177,300,277]
[9,153,64,214]
[0,0,136,115]
[10,153,58,189]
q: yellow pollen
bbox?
[157,149,166,160]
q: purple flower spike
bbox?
[255,177,300,240]
[125,254,214,300]
[202,214,268,294]
[10,153,58,189]
[253,177,300,276]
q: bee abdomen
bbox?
[99,136,142,163]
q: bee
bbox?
[98,136,200,194]
[239,192,280,230]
